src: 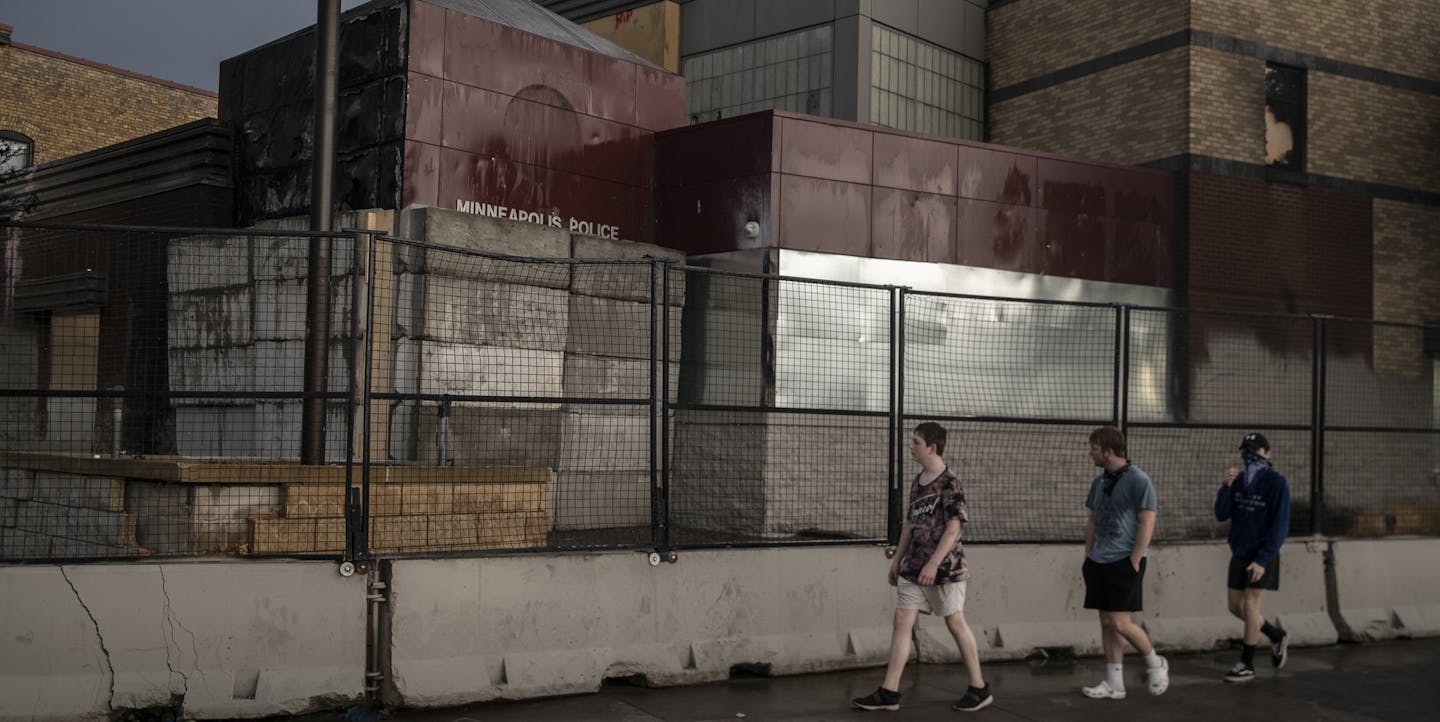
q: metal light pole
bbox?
[301,0,339,464]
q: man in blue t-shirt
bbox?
[1080,426,1169,701]
[1215,432,1292,683]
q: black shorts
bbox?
[1227,554,1280,591]
[1083,556,1146,612]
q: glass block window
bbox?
[682,25,834,124]
[870,24,984,140]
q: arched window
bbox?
[0,130,34,173]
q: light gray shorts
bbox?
[897,577,967,617]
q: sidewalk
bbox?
[300,637,1440,722]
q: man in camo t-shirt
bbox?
[853,422,993,713]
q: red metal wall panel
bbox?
[656,111,1175,287]
[402,0,684,244]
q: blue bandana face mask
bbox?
[1241,449,1270,486]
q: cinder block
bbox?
[168,235,253,292]
[417,405,566,465]
[558,410,651,472]
[415,276,569,350]
[396,207,570,288]
[0,528,53,558]
[82,478,126,512]
[284,486,347,518]
[30,472,87,507]
[253,400,349,460]
[452,482,551,515]
[369,516,427,552]
[552,471,649,530]
[250,517,318,554]
[414,341,564,400]
[570,235,686,305]
[252,234,356,281]
[426,514,479,549]
[567,295,682,360]
[561,354,678,401]
[393,271,422,339]
[477,510,548,548]
[0,468,34,500]
[169,288,254,349]
[253,277,354,341]
[0,497,17,527]
[254,340,352,394]
[63,506,137,546]
[0,464,33,498]
[315,517,347,553]
[169,346,256,395]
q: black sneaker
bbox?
[1271,631,1289,669]
[853,687,902,711]
[1224,663,1257,683]
[952,683,994,712]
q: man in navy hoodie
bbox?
[1215,432,1292,683]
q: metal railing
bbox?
[1,220,1436,564]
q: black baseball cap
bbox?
[1239,432,1270,452]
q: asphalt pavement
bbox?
[283,637,1440,722]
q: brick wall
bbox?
[0,44,216,165]
[987,0,1188,89]
[1192,0,1440,81]
[989,48,1188,165]
[1186,171,1371,318]
[1309,75,1440,195]
[1188,47,1264,163]
[1373,200,1440,325]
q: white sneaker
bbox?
[1146,656,1170,695]
[1081,680,1126,699]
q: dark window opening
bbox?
[0,130,34,174]
[1265,64,1305,174]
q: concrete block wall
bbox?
[392,208,685,532]
[166,229,355,460]
[0,467,140,559]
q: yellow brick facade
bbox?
[0,43,216,166]
[1192,0,1440,81]
[989,47,1188,165]
[1188,47,1264,163]
[1373,200,1440,326]
[987,0,1188,89]
[1309,75,1440,196]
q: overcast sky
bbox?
[0,0,369,91]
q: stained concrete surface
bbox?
[271,637,1440,721]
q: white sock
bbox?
[1144,650,1164,668]
[1105,663,1124,690]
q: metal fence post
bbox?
[1120,305,1132,434]
[1311,315,1327,535]
[648,260,662,554]
[356,233,380,561]
[889,287,907,545]
[659,259,673,558]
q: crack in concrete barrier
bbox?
[59,565,115,713]
[157,565,193,704]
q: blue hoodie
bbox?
[1215,465,1291,566]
